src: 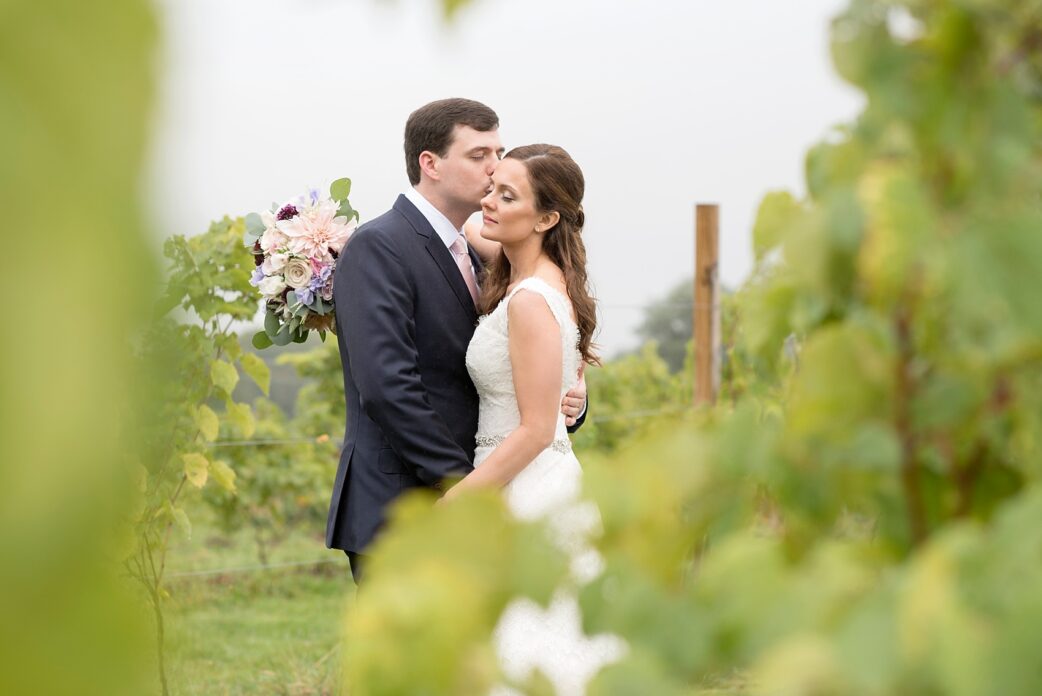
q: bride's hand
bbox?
[464,214,501,264]
[436,485,459,506]
[561,364,587,427]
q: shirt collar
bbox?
[403,187,465,251]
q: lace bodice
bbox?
[465,277,582,444]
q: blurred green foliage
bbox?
[0,0,158,694]
[128,217,271,693]
[7,0,1039,692]
[203,397,334,566]
[338,1,1042,694]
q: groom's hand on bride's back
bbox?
[562,364,587,430]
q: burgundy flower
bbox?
[276,204,299,221]
[253,241,264,266]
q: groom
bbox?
[326,98,587,583]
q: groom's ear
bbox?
[535,210,560,233]
[418,151,440,182]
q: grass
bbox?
[160,506,354,695]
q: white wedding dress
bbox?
[465,277,626,696]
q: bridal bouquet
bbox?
[244,178,358,348]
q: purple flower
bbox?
[297,286,315,306]
[308,264,332,293]
[276,204,298,221]
[249,266,266,287]
[309,188,319,205]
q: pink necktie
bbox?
[450,234,480,308]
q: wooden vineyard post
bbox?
[694,204,720,406]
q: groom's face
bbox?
[438,125,504,211]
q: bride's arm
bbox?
[463,215,501,264]
[442,291,562,498]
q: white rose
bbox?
[258,275,287,297]
[283,258,314,289]
[262,252,288,275]
[260,226,289,254]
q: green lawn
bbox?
[162,509,354,695]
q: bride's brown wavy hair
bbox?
[479,144,600,366]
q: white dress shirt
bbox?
[403,188,475,275]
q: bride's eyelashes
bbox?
[483,185,514,202]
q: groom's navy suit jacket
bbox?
[326,195,481,554]
[325,194,587,554]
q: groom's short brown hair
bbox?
[404,98,499,185]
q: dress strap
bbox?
[505,277,573,329]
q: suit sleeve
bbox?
[336,228,471,487]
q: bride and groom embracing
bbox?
[325,98,623,692]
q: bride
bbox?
[441,144,625,695]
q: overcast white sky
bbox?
[146,0,864,355]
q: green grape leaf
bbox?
[240,353,270,396]
[226,401,256,438]
[182,453,209,488]
[169,504,191,540]
[210,359,239,395]
[753,191,800,260]
[211,459,237,493]
[193,404,220,442]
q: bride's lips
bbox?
[483,215,497,224]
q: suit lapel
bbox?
[426,234,478,316]
[393,195,478,319]
[468,244,484,279]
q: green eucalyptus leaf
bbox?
[264,309,281,338]
[244,212,265,236]
[252,330,273,350]
[336,200,354,220]
[271,324,292,346]
[330,177,352,202]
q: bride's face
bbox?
[479,158,548,244]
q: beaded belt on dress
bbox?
[475,434,572,454]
